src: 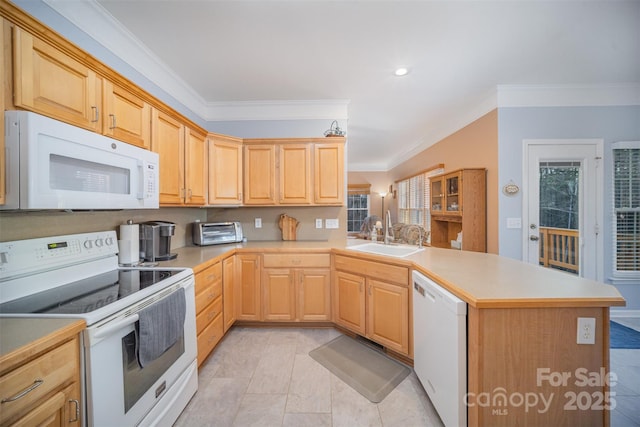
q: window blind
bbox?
[612,142,640,275]
[397,166,444,231]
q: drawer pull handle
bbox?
[69,399,80,422]
[291,259,301,265]
[1,379,44,403]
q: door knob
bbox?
[530,224,537,230]
[530,235,539,241]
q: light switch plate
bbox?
[507,218,522,229]
[325,219,339,229]
[254,218,262,228]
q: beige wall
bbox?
[0,204,345,245]
[207,205,345,241]
[346,111,498,253]
[388,109,499,253]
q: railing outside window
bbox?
[539,227,579,274]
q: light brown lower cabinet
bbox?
[194,261,223,366]
[235,254,262,321]
[332,254,410,355]
[222,255,236,333]
[262,268,331,321]
[261,253,331,322]
[0,323,83,427]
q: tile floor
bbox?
[175,322,640,426]
[174,327,443,427]
[610,317,640,427]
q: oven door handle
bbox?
[93,314,139,340]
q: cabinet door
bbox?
[262,269,296,321]
[209,136,243,205]
[236,254,261,321]
[333,271,366,335]
[184,127,207,205]
[13,27,101,132]
[151,109,185,205]
[1,20,6,205]
[222,256,236,332]
[367,279,409,354]
[314,142,344,205]
[102,80,151,149]
[11,382,80,427]
[430,176,444,214]
[444,170,462,214]
[279,144,311,204]
[298,269,331,321]
[243,145,276,205]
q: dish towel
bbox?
[137,287,186,367]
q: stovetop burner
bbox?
[0,269,180,315]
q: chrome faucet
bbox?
[384,210,394,244]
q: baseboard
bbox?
[610,309,640,318]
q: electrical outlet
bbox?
[254,218,262,228]
[577,317,596,344]
[315,219,323,229]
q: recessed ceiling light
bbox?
[394,67,409,76]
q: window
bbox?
[347,184,370,233]
[396,165,444,236]
[612,141,640,279]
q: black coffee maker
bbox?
[139,221,178,261]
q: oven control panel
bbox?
[0,231,118,280]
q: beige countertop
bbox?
[0,318,85,369]
[159,239,625,309]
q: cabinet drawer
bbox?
[195,262,222,295]
[333,255,409,286]
[0,338,78,424]
[195,279,222,314]
[263,253,330,268]
[197,311,224,366]
[196,295,222,335]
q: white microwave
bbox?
[2,111,159,210]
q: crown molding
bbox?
[204,99,349,122]
[42,0,348,122]
[497,84,640,108]
[43,0,209,118]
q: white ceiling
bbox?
[46,0,640,171]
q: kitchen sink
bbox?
[347,242,424,258]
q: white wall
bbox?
[498,105,640,309]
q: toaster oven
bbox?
[193,222,244,245]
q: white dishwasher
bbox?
[412,270,467,427]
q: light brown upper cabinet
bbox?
[314,141,344,205]
[184,126,207,205]
[279,143,312,204]
[208,135,243,205]
[152,109,184,204]
[243,143,277,205]
[102,80,151,149]
[243,138,345,206]
[12,27,153,150]
[13,26,102,133]
[152,109,207,206]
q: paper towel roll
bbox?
[119,222,139,265]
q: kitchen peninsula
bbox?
[161,238,624,427]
